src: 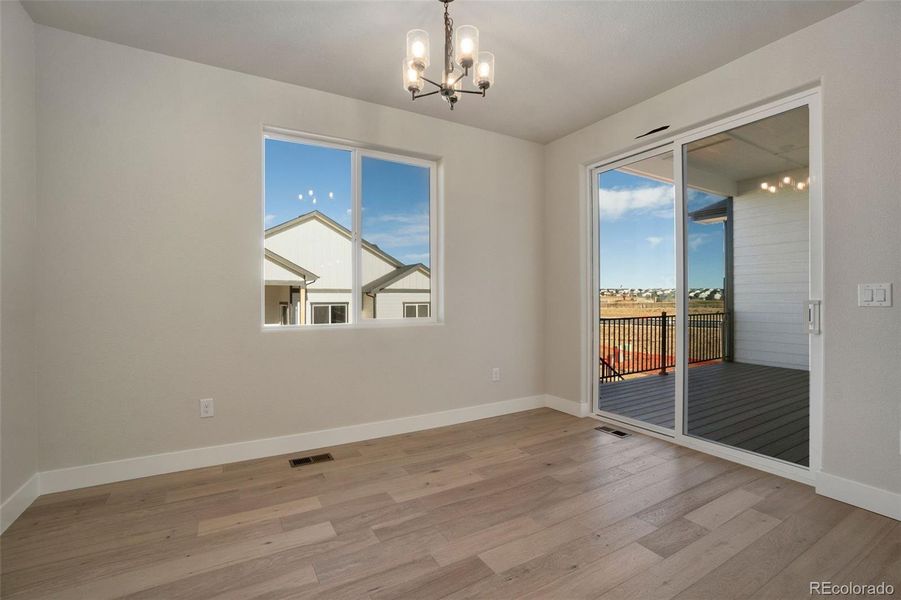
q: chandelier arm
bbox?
[412,90,441,100]
[421,75,443,88]
[455,89,486,96]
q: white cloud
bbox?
[646,236,663,247]
[599,186,673,220]
[364,212,430,247]
[399,252,430,264]
[264,214,277,225]
[689,233,712,250]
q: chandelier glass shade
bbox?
[402,0,494,110]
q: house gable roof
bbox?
[264,249,319,283]
[266,211,404,269]
[362,263,431,294]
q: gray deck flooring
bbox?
[599,361,810,466]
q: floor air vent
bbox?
[595,426,631,438]
[289,453,334,467]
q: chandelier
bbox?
[402,0,495,111]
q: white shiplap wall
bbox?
[732,172,809,370]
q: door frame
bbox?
[587,88,823,485]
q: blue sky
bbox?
[264,139,430,266]
[598,170,725,289]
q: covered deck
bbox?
[599,361,809,466]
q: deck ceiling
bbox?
[687,107,810,183]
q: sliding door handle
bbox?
[807,300,821,335]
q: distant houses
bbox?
[264,211,430,325]
[599,288,722,301]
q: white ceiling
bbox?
[23,0,855,143]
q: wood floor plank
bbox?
[444,517,657,600]
[684,488,765,530]
[636,518,710,558]
[520,542,663,599]
[197,495,322,535]
[597,509,781,600]
[752,508,897,598]
[673,494,854,600]
[19,521,336,600]
[1,409,895,600]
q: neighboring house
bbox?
[264,211,430,325]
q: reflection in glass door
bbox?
[683,106,811,466]
[596,150,677,432]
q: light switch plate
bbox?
[858,283,892,307]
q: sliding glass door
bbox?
[595,149,677,433]
[683,106,812,467]
[593,94,819,475]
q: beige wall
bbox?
[34,25,545,471]
[544,2,901,494]
[1,0,39,503]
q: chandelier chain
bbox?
[444,1,454,78]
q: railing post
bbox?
[659,311,668,376]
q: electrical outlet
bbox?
[491,367,501,382]
[199,398,214,418]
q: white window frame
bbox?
[261,127,443,330]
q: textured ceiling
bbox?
[23,1,855,143]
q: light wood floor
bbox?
[1,409,897,599]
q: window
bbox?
[311,303,348,324]
[403,303,430,318]
[362,156,431,321]
[263,131,438,327]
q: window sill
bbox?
[261,319,444,332]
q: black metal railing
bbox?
[599,311,729,381]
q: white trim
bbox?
[545,394,590,418]
[816,472,901,521]
[351,146,362,324]
[807,92,825,474]
[674,142,687,438]
[1,473,40,534]
[38,396,546,495]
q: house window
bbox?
[263,131,438,328]
[311,303,348,324]
[403,303,430,318]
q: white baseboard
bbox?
[1,473,40,534]
[544,394,590,417]
[39,395,547,495]
[816,471,901,521]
